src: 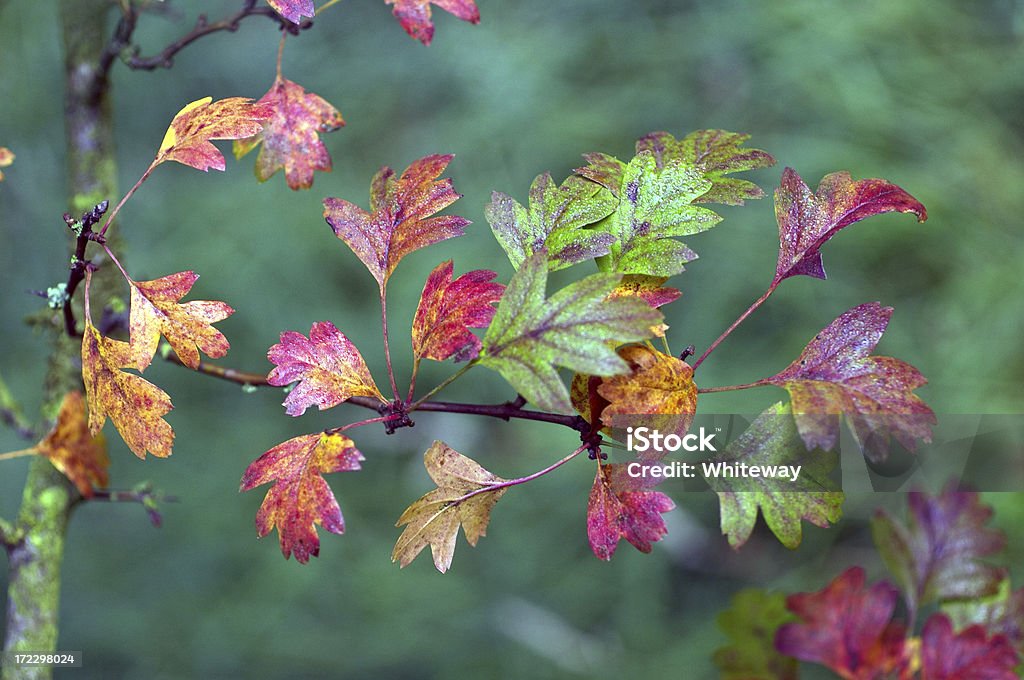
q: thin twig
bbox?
[162,351,272,387]
[83,484,178,528]
[0,447,38,462]
[454,443,588,504]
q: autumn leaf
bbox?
[233,76,344,190]
[606,274,680,310]
[392,441,508,573]
[586,462,674,560]
[266,0,314,23]
[485,172,616,271]
[764,301,936,459]
[36,392,109,498]
[0,146,13,181]
[595,344,697,434]
[82,318,174,459]
[155,96,272,172]
[267,321,385,417]
[943,579,1024,654]
[713,589,798,680]
[919,614,1019,680]
[385,0,480,45]
[871,484,1006,618]
[712,402,843,549]
[477,250,662,414]
[240,432,363,563]
[596,152,722,277]
[775,567,909,680]
[411,260,504,363]
[774,167,927,282]
[324,154,469,289]
[128,271,234,372]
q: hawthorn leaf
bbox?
[607,274,680,310]
[392,441,508,573]
[586,463,674,560]
[36,391,109,498]
[636,129,775,205]
[155,96,272,172]
[871,484,1006,617]
[478,250,662,414]
[0,146,13,181]
[324,154,469,288]
[128,271,234,372]
[267,321,385,416]
[266,0,314,23]
[774,167,927,282]
[411,260,504,363]
[920,614,1019,680]
[596,345,696,428]
[485,172,616,271]
[82,318,174,459]
[240,432,363,563]
[386,0,480,46]
[943,579,1024,653]
[599,152,721,277]
[713,589,798,680]
[765,301,936,458]
[233,76,344,190]
[575,152,626,196]
[712,402,843,549]
[775,567,909,680]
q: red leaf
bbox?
[156,97,273,172]
[411,260,504,363]
[775,567,909,680]
[267,321,385,416]
[920,614,1019,680]
[766,301,935,458]
[385,0,480,45]
[324,154,469,289]
[240,432,363,563]
[774,168,926,282]
[266,0,314,23]
[233,76,344,190]
[586,463,674,561]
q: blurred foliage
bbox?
[1,0,1023,677]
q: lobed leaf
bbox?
[267,321,385,416]
[943,579,1024,654]
[872,484,1006,617]
[586,463,674,560]
[392,441,508,573]
[713,589,798,680]
[36,391,109,498]
[81,319,174,459]
[920,614,1019,680]
[233,76,344,191]
[485,172,616,271]
[765,301,936,459]
[266,0,315,23]
[712,402,843,549]
[774,167,927,282]
[385,0,480,45]
[240,432,363,563]
[595,344,697,432]
[128,271,234,372]
[411,260,504,363]
[478,250,661,413]
[775,566,909,680]
[324,154,469,289]
[156,96,272,172]
[0,146,13,181]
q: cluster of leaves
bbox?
[266,0,479,45]
[715,485,1023,679]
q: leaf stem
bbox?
[406,358,420,404]
[316,0,345,14]
[275,31,286,79]
[692,280,779,370]
[101,243,132,284]
[455,444,588,504]
[379,289,401,401]
[697,380,770,394]
[327,415,391,434]
[99,161,157,237]
[0,447,39,461]
[410,362,473,409]
[163,352,272,386]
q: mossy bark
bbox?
[3,3,121,678]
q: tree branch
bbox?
[78,484,177,529]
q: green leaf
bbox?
[711,402,843,549]
[599,152,721,276]
[478,250,661,413]
[485,173,617,271]
[713,589,798,680]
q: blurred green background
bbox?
[2,1,1023,677]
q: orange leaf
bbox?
[82,319,174,459]
[37,392,109,497]
[156,96,272,172]
[240,432,363,563]
[233,76,344,190]
[0,146,13,181]
[128,271,234,371]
